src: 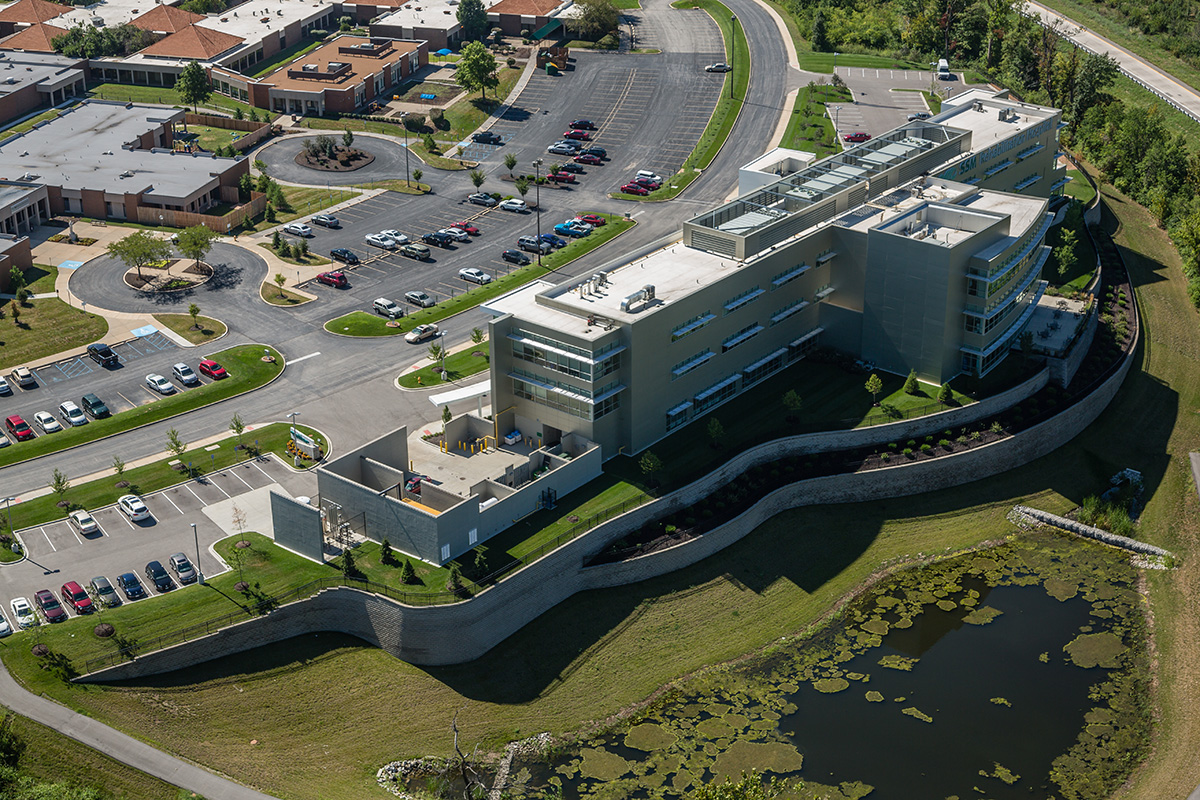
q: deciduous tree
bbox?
[455,41,499,101]
[865,373,883,405]
[177,60,212,113]
[456,0,489,42]
[107,230,171,281]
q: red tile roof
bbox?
[0,0,70,24]
[0,21,66,52]
[138,24,243,60]
[488,0,561,16]
[129,5,206,34]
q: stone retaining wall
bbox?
[1013,505,1170,556]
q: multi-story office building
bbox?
[485,90,1065,457]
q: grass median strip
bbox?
[325,311,408,337]
[398,347,490,387]
[151,313,226,345]
[260,282,312,306]
[0,345,282,469]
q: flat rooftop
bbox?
[261,35,420,92]
[374,0,507,31]
[0,101,239,200]
[934,95,1059,149]
[55,0,158,30]
[0,51,82,98]
[194,0,332,48]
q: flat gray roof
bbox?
[0,51,82,98]
[0,101,240,202]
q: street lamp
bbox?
[399,111,411,187]
[287,411,300,435]
[191,522,204,585]
[729,15,738,100]
[2,497,13,543]
[531,158,544,267]
[833,51,839,76]
[439,331,448,377]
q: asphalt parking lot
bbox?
[0,328,230,446]
[0,454,315,627]
[831,68,969,138]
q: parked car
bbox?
[9,597,35,628]
[635,170,663,183]
[68,509,99,535]
[5,414,34,441]
[449,221,480,235]
[459,267,493,285]
[547,143,577,156]
[0,614,10,638]
[554,222,589,238]
[80,393,110,418]
[373,298,403,319]
[518,235,553,254]
[502,249,531,265]
[197,360,227,380]
[282,222,312,237]
[563,129,591,140]
[569,119,597,130]
[405,323,440,344]
[0,376,9,395]
[539,233,568,249]
[380,229,409,244]
[310,213,340,228]
[577,214,607,227]
[33,411,61,433]
[574,153,603,166]
[405,290,436,308]
[145,561,173,592]
[331,248,360,265]
[620,183,650,196]
[365,233,397,250]
[842,131,871,143]
[117,494,151,522]
[471,131,502,144]
[581,146,607,159]
[86,342,119,367]
[557,162,585,174]
[34,589,66,623]
[400,243,431,261]
[568,218,594,232]
[548,172,576,184]
[468,192,498,207]
[553,139,583,151]
[60,581,94,614]
[499,198,527,212]
[169,553,197,584]
[145,373,174,394]
[89,576,120,608]
[316,271,349,288]
[172,362,200,386]
[115,573,146,600]
[705,62,733,72]
[438,227,470,242]
[907,111,931,121]
[633,176,661,190]
[58,401,87,427]
[421,231,455,248]
[9,366,34,389]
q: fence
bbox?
[136,189,266,234]
[183,112,272,152]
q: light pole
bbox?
[730,15,737,100]
[287,411,300,436]
[439,331,448,377]
[400,111,411,187]
[2,497,13,543]
[531,158,543,267]
[833,51,839,77]
[191,522,204,585]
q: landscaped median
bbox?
[398,346,490,388]
[322,213,635,336]
[0,345,283,469]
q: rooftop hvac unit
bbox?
[302,64,318,71]
[619,284,656,313]
[972,101,983,112]
[4,77,13,85]
[328,62,347,69]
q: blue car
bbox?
[540,233,568,248]
[554,222,589,238]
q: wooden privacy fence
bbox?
[137,188,266,233]
[183,112,271,152]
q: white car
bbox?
[171,362,200,385]
[33,411,62,433]
[117,494,151,522]
[569,218,595,232]
[283,222,312,237]
[365,233,397,249]
[380,229,410,245]
[58,400,87,427]
[438,227,469,242]
[68,509,100,535]
[0,612,11,638]
[499,199,527,212]
[145,374,175,394]
[10,598,35,629]
[0,376,9,395]
[405,323,441,343]
[459,267,494,285]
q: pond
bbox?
[504,531,1150,799]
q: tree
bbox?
[186,302,201,331]
[782,389,803,421]
[428,343,445,363]
[638,450,663,488]
[470,327,485,344]
[706,417,724,447]
[231,503,249,550]
[400,558,417,584]
[177,60,212,114]
[8,302,18,327]
[380,537,396,565]
[469,169,486,190]
[457,0,488,42]
[50,469,70,507]
[566,0,619,40]
[937,382,953,407]
[107,229,171,281]
[177,225,217,272]
[112,455,126,487]
[237,172,253,201]
[442,405,453,434]
[903,369,919,395]
[865,373,883,405]
[447,563,466,595]
[455,40,499,101]
[8,266,24,294]
[298,238,310,259]
[273,272,287,297]
[504,152,518,175]
[341,546,359,577]
[1055,228,1078,281]
[811,8,830,52]
[229,412,246,447]
[342,128,354,149]
[233,106,244,121]
[166,428,186,459]
[514,176,530,200]
[272,230,283,252]
[412,168,423,185]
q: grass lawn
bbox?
[411,140,472,170]
[0,106,67,136]
[324,311,408,337]
[337,540,468,596]
[152,313,226,344]
[0,345,282,469]
[780,82,850,155]
[1046,212,1098,291]
[256,242,331,267]
[176,123,241,152]
[0,290,108,372]
[1063,168,1097,206]
[1107,75,1200,143]
[440,66,523,142]
[612,0,641,6]
[86,82,250,116]
[397,347,489,387]
[249,37,323,79]
[246,186,358,233]
[260,282,312,306]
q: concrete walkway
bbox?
[1025,0,1200,122]
[0,660,280,799]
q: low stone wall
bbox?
[1012,505,1171,557]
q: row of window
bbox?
[724,286,764,314]
[672,301,812,380]
[512,378,622,421]
[512,341,619,381]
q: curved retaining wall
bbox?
[81,355,1127,679]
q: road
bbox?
[1024,0,1200,121]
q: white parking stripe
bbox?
[185,484,205,505]
[96,522,109,537]
[67,524,82,545]
[251,460,273,481]
[209,478,231,499]
[120,513,135,530]
[160,492,184,515]
[285,352,321,366]
[40,528,56,552]
[228,468,254,491]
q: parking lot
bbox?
[830,68,970,138]
[0,454,315,627]
[0,327,232,446]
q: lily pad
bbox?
[866,691,884,702]
[814,677,850,694]
[711,741,803,782]
[862,619,890,636]
[901,706,933,723]
[578,748,631,781]
[625,723,676,752]
[990,697,1012,707]
[1064,632,1126,668]
[962,606,1004,626]
[1045,578,1079,601]
[936,599,958,611]
[878,655,919,671]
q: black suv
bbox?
[331,248,360,265]
[86,343,119,367]
[144,561,173,593]
[80,393,110,419]
[471,131,502,145]
[421,232,455,248]
[582,146,607,159]
[501,249,530,265]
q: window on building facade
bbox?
[671,312,715,342]
[694,374,739,413]
[771,264,810,289]
[722,323,762,353]
[671,349,713,379]
[724,286,764,314]
[770,299,808,325]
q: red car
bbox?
[4,414,33,441]
[574,153,602,166]
[60,581,94,614]
[563,129,591,140]
[576,214,606,227]
[842,131,871,143]
[620,183,650,196]
[197,359,227,379]
[316,271,349,289]
[34,589,67,623]
[633,177,661,190]
[548,172,576,183]
[449,222,480,235]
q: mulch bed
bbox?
[294,147,376,172]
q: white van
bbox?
[937,58,951,79]
[636,170,663,183]
[373,298,403,319]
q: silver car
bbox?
[68,509,100,535]
[145,373,175,394]
[169,552,197,584]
